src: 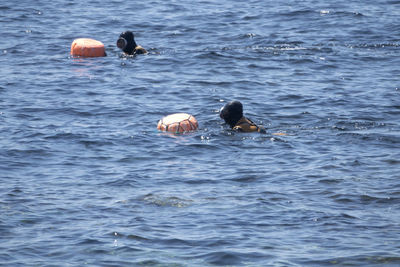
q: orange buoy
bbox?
[70,38,106,57]
[157,113,198,133]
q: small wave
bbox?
[301,254,400,266]
[44,132,87,140]
[131,259,164,266]
[190,250,267,266]
[76,238,104,246]
[337,132,400,145]
[330,193,357,204]
[205,251,242,265]
[330,193,400,205]
[5,148,51,158]
[184,178,219,185]
[333,120,388,131]
[333,10,364,17]
[101,178,137,187]
[382,159,400,165]
[230,174,260,183]
[318,178,343,184]
[78,139,114,147]
[141,193,193,208]
[347,43,400,49]
[279,9,314,17]
[360,194,400,205]
[125,234,149,241]
[187,80,233,86]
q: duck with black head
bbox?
[116,31,147,55]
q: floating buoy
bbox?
[157,113,198,133]
[70,38,106,57]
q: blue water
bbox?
[1,0,400,266]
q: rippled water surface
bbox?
[1,0,400,266]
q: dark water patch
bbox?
[78,139,115,148]
[188,251,243,266]
[301,254,400,267]
[333,10,365,17]
[4,148,52,158]
[330,192,400,206]
[336,132,400,146]
[44,132,88,141]
[382,158,400,165]
[76,238,104,246]
[101,176,141,187]
[187,80,233,87]
[183,177,220,185]
[141,194,193,208]
[360,194,400,205]
[125,234,149,241]
[279,9,315,18]
[318,178,344,184]
[332,120,389,131]
[348,42,400,49]
[133,259,171,266]
[230,174,260,183]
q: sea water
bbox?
[1,0,400,266]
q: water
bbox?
[1,0,400,266]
